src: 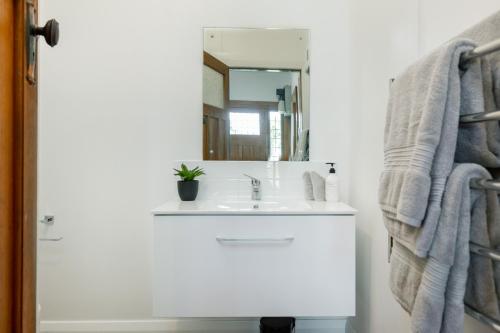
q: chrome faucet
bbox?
[243,174,262,201]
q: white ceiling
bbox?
[204,28,309,69]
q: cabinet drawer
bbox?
[153,215,355,317]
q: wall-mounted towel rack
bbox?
[465,242,500,331]
[470,242,500,261]
[460,110,500,123]
[460,38,500,67]
[465,304,500,331]
[388,36,500,331]
[470,178,500,191]
[459,38,500,124]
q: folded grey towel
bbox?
[382,12,500,333]
[389,164,500,333]
[455,11,500,167]
[380,38,477,256]
[310,171,325,201]
[302,172,314,200]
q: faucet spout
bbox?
[243,174,262,200]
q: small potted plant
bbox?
[173,163,205,201]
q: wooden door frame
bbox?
[203,51,229,107]
[203,51,230,160]
[0,0,38,332]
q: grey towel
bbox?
[463,169,500,325]
[310,171,326,201]
[382,12,500,333]
[380,38,477,256]
[455,11,500,167]
[302,171,314,200]
[455,13,500,327]
[389,164,500,333]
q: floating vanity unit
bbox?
[152,199,356,318]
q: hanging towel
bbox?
[466,167,500,323]
[380,38,477,256]
[389,163,500,333]
[454,12,500,328]
[310,171,326,201]
[455,11,500,167]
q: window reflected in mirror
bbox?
[203,28,310,161]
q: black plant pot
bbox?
[177,180,199,201]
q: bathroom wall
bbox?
[38,0,500,331]
[348,0,419,332]
[37,0,352,327]
[349,1,500,333]
[417,2,500,332]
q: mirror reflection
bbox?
[203,28,310,161]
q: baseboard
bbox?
[40,318,349,333]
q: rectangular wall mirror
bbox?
[203,28,310,161]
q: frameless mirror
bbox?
[203,28,310,161]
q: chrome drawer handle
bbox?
[216,236,294,243]
[39,237,63,242]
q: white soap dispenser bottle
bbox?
[325,162,339,202]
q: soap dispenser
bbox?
[325,162,339,202]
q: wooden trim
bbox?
[0,0,38,332]
[0,0,16,330]
[14,0,38,332]
[203,51,229,107]
[228,100,279,112]
[203,52,228,76]
[203,103,225,116]
[203,52,230,159]
[230,66,301,72]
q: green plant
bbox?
[174,163,205,181]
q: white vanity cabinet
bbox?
[152,201,356,318]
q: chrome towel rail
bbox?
[470,178,500,191]
[465,304,500,331]
[470,242,500,261]
[468,243,500,331]
[460,110,500,123]
[467,180,500,331]
[459,38,500,125]
[460,38,500,67]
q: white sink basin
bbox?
[152,199,356,215]
[215,200,308,211]
[215,200,282,210]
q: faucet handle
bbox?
[243,174,261,185]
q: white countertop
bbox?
[152,199,357,215]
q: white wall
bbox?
[348,0,419,332]
[38,0,352,322]
[39,0,500,331]
[418,0,500,55]
[417,2,500,332]
[349,1,500,333]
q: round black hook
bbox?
[31,19,59,47]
